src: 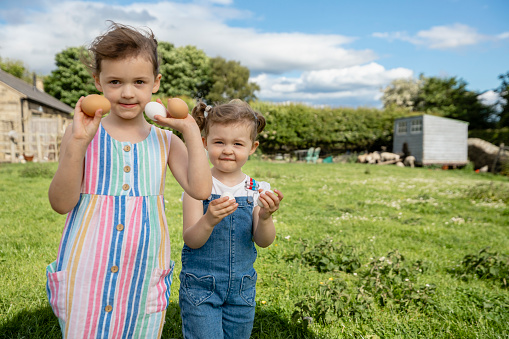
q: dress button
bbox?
[122,184,130,191]
[124,165,131,173]
[116,224,124,231]
[105,305,113,312]
[111,266,119,273]
[123,145,131,152]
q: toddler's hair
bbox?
[83,21,159,77]
[192,100,266,142]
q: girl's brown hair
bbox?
[83,21,159,77]
[192,100,266,142]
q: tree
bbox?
[206,57,259,103]
[0,57,32,83]
[158,42,211,99]
[381,77,421,110]
[43,47,99,107]
[496,71,509,128]
[415,75,495,128]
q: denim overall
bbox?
[179,194,258,339]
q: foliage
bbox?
[451,248,509,288]
[251,101,408,153]
[463,181,509,204]
[158,42,211,99]
[19,163,54,178]
[0,57,32,83]
[205,57,259,103]
[381,77,421,110]
[415,75,495,128]
[468,127,509,146]
[43,47,99,107]
[382,74,497,129]
[495,71,509,128]
[287,237,361,273]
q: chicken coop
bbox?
[0,69,73,163]
[393,114,469,167]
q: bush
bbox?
[250,102,412,154]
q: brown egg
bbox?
[81,94,111,117]
[167,98,189,119]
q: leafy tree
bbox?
[0,57,32,83]
[496,71,509,128]
[158,42,211,99]
[43,47,99,107]
[381,77,421,110]
[415,75,495,128]
[206,57,259,103]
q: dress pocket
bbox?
[46,261,67,322]
[182,273,215,306]
[240,271,257,306]
[146,261,175,314]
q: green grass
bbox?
[1,161,508,338]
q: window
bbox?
[411,119,422,133]
[397,121,407,135]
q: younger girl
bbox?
[46,23,211,338]
[179,100,284,338]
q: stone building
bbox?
[0,69,73,162]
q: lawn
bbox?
[0,160,508,338]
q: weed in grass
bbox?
[450,247,509,288]
[464,181,509,204]
[286,237,361,273]
[19,163,54,178]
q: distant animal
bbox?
[380,152,400,162]
[404,155,415,168]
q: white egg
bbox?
[220,192,235,201]
[144,102,167,121]
[257,189,274,206]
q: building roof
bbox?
[0,68,73,114]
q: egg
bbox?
[167,98,189,119]
[81,94,111,117]
[257,189,274,206]
[220,192,235,201]
[144,102,167,121]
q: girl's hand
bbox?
[205,196,238,226]
[71,96,104,145]
[152,98,198,134]
[257,189,283,220]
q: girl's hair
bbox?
[192,99,266,142]
[83,21,159,77]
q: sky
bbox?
[0,0,508,108]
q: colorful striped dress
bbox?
[46,123,175,338]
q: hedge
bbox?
[250,101,411,155]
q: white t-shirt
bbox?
[212,175,270,208]
[182,174,271,207]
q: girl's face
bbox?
[204,122,259,177]
[94,56,161,121]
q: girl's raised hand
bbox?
[257,189,283,220]
[71,96,104,145]
[151,98,198,134]
[205,196,238,226]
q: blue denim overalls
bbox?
[179,194,258,339]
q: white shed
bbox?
[393,114,469,166]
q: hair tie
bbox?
[204,105,212,118]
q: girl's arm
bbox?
[48,97,104,214]
[154,106,211,200]
[252,189,284,248]
[182,193,238,249]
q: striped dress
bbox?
[46,123,175,338]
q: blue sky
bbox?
[0,0,507,107]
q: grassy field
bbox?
[0,160,508,338]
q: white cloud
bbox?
[251,62,413,107]
[373,23,495,50]
[0,0,411,107]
